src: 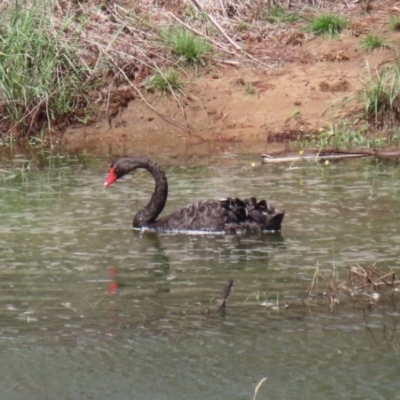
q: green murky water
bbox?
[1,152,400,399]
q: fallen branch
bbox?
[262,149,373,164]
[261,147,400,164]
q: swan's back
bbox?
[142,197,284,234]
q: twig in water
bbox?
[216,279,233,313]
[389,316,399,343]
[363,309,380,346]
[308,260,320,296]
[253,377,268,400]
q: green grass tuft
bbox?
[160,28,211,66]
[147,69,184,95]
[305,14,348,37]
[359,33,387,52]
[361,68,400,129]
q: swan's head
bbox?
[104,165,118,187]
[104,159,130,187]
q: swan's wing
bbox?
[150,198,284,233]
[223,197,285,232]
[151,200,228,232]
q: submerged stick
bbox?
[262,150,372,164]
[216,279,233,313]
[262,148,400,164]
[253,377,268,400]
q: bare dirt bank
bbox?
[62,1,399,157]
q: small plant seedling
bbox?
[245,82,256,95]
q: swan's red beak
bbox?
[104,167,117,187]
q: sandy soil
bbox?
[62,2,399,157]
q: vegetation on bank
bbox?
[0,2,90,139]
[0,0,399,150]
[305,13,348,37]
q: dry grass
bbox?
[304,262,399,312]
[0,0,359,83]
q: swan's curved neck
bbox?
[123,158,168,228]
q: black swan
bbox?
[104,157,285,234]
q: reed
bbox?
[0,1,91,138]
[361,67,400,129]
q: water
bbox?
[1,152,400,399]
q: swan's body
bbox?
[104,157,285,234]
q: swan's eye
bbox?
[110,166,120,176]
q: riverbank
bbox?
[1,1,399,156]
[62,0,400,156]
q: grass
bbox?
[245,82,256,95]
[305,13,348,37]
[146,69,184,95]
[28,129,47,149]
[266,5,299,23]
[389,16,400,31]
[293,119,400,150]
[315,123,374,149]
[238,20,249,32]
[0,162,31,183]
[305,262,399,314]
[160,28,211,67]
[299,122,370,150]
[360,67,400,129]
[0,1,395,146]
[0,1,91,138]
[359,33,387,52]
